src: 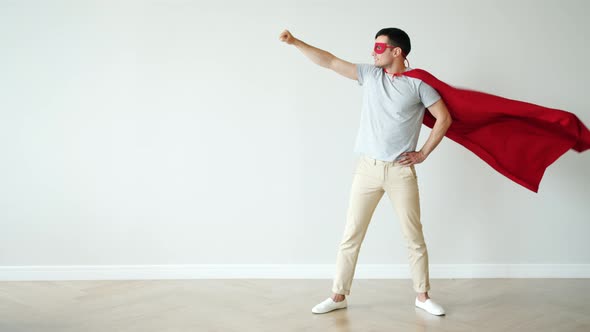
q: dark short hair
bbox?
[375,28,411,58]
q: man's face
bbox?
[372,35,401,68]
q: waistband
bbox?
[361,155,405,167]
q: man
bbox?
[279,27,452,316]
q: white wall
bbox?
[1,0,589,279]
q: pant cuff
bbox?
[331,287,350,295]
[414,285,431,293]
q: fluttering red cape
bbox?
[401,69,590,192]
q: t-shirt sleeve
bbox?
[418,81,441,108]
[356,63,375,86]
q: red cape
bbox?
[402,68,590,193]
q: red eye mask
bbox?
[373,42,397,54]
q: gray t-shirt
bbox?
[354,64,441,162]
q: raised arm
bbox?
[279,29,357,81]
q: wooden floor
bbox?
[0,279,589,331]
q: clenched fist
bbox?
[279,29,297,45]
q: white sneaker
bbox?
[311,297,348,314]
[415,297,445,316]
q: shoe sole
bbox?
[311,306,348,314]
[415,305,445,316]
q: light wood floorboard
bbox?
[0,279,589,331]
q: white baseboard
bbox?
[0,264,589,281]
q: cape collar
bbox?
[383,67,412,77]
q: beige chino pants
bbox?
[332,155,431,295]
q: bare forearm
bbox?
[293,39,334,68]
[420,117,452,158]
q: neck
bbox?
[384,61,407,76]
